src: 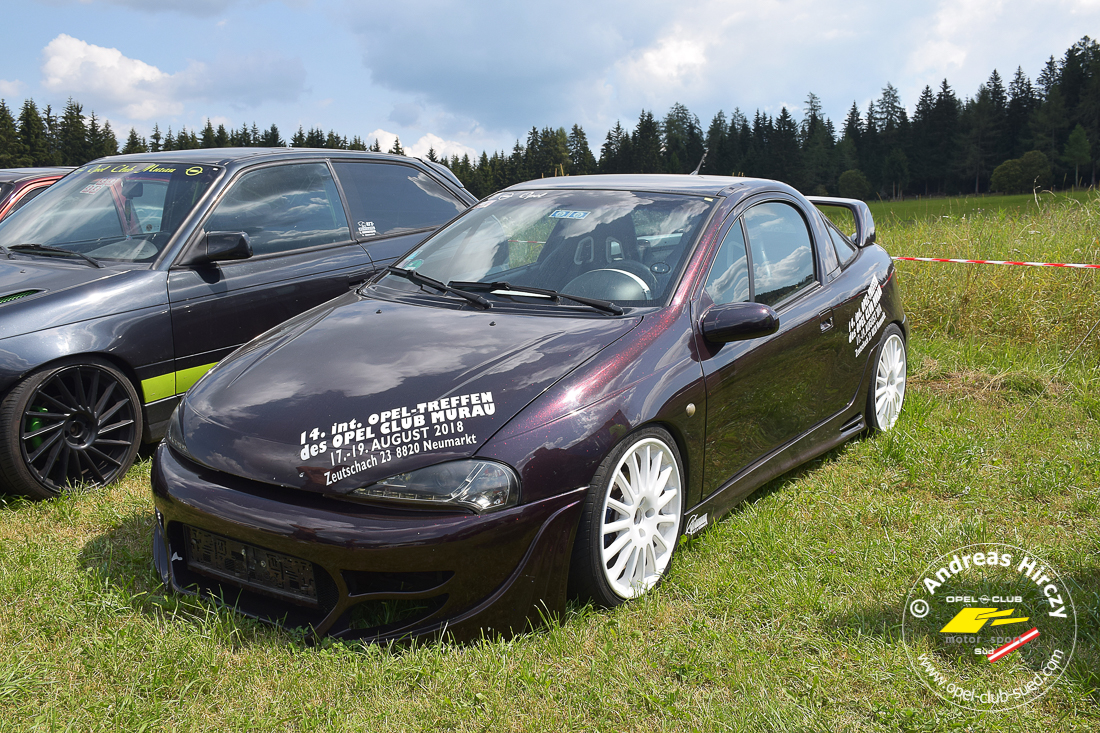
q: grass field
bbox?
[0,194,1097,731]
[867,188,1095,225]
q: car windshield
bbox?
[378,189,715,309]
[0,162,220,263]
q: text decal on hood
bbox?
[299,390,496,487]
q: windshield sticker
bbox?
[80,178,120,195]
[298,391,497,486]
[357,221,377,237]
[849,275,886,357]
[550,210,590,220]
[75,163,180,176]
[186,166,204,176]
[518,191,548,199]
[405,258,423,270]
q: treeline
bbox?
[449,36,1099,199]
[0,37,1096,201]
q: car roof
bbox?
[0,167,76,183]
[500,173,792,198]
[91,148,426,167]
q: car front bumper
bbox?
[151,442,585,641]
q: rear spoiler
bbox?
[806,196,876,248]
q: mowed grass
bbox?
[0,196,1098,731]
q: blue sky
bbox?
[2,1,1097,160]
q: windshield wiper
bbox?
[449,280,624,315]
[9,243,103,268]
[386,266,491,309]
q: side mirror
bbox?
[187,231,252,265]
[700,302,779,343]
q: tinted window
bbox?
[205,163,349,256]
[743,202,815,307]
[704,220,750,305]
[827,219,859,267]
[9,185,49,215]
[333,162,466,238]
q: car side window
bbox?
[827,219,859,268]
[8,185,50,216]
[703,219,750,305]
[332,162,466,238]
[205,163,349,256]
[743,202,816,307]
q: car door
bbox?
[331,160,470,268]
[696,198,850,497]
[167,161,374,389]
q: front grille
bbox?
[185,526,319,606]
[0,290,41,306]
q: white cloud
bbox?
[364,129,475,161]
[42,34,183,118]
[405,133,476,161]
[0,79,25,97]
[39,34,307,120]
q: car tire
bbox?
[0,358,143,499]
[867,324,906,432]
[569,427,684,607]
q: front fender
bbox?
[0,304,174,397]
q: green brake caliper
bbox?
[27,406,48,450]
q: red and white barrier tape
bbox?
[894,256,1100,269]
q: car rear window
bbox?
[333,161,466,238]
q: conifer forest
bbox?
[0,37,1097,201]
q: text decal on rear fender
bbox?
[849,275,886,357]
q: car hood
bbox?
[0,259,163,339]
[180,291,640,493]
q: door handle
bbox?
[819,309,834,332]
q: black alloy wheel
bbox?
[0,359,143,499]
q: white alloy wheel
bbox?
[598,436,682,599]
[872,329,906,430]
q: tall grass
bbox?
[888,192,1100,350]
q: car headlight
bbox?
[164,401,196,462]
[349,460,519,513]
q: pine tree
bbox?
[632,111,662,173]
[662,102,704,174]
[201,119,216,148]
[702,111,728,175]
[214,124,229,148]
[388,136,404,155]
[42,104,60,165]
[87,114,118,159]
[291,126,307,147]
[18,99,50,166]
[150,124,162,152]
[261,124,283,147]
[931,80,961,193]
[1007,67,1036,158]
[57,98,86,165]
[369,138,381,153]
[122,128,147,154]
[770,107,801,185]
[567,124,597,175]
[426,146,439,162]
[0,100,18,168]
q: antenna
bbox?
[689,147,709,176]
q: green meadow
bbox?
[0,193,1097,731]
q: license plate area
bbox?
[184,526,318,606]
